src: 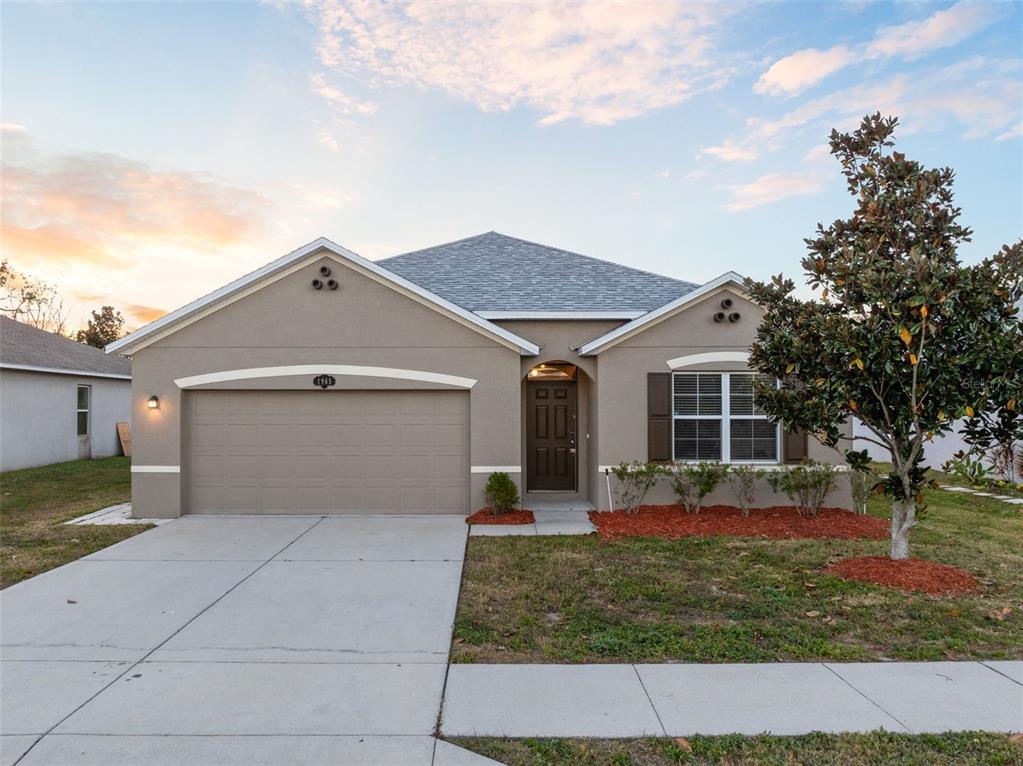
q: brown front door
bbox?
[527,380,577,491]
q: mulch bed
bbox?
[826,556,980,594]
[466,508,535,525]
[588,504,888,541]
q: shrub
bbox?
[484,471,520,514]
[768,461,839,517]
[667,461,728,514]
[609,461,660,513]
[942,451,992,487]
[848,468,878,516]
[727,465,764,517]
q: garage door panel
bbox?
[186,390,468,514]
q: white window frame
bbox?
[671,372,781,464]
[76,384,91,437]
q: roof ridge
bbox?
[486,231,697,287]
[378,232,498,263]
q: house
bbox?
[108,233,851,518]
[0,316,131,472]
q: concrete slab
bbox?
[533,521,596,536]
[434,739,507,766]
[277,516,467,561]
[469,524,536,536]
[827,662,1023,733]
[941,487,975,493]
[1,736,37,766]
[637,663,904,736]
[86,516,319,561]
[0,661,129,735]
[1,561,259,661]
[56,661,446,736]
[442,664,663,737]
[1003,498,1023,505]
[152,560,462,663]
[983,660,1023,685]
[19,734,437,765]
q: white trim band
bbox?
[175,365,478,390]
[476,310,644,320]
[0,363,131,381]
[666,351,749,369]
[471,466,521,473]
[131,465,181,474]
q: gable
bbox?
[108,239,539,356]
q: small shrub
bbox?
[942,451,993,487]
[768,461,839,517]
[668,461,728,514]
[727,465,764,517]
[848,468,877,516]
[483,471,520,514]
[609,461,660,514]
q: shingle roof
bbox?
[379,232,697,314]
[0,316,131,377]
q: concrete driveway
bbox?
[1,515,476,766]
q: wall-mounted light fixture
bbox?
[147,395,160,410]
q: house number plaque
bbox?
[313,375,337,389]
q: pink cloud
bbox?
[724,172,825,212]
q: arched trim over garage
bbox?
[666,351,749,369]
[174,364,478,390]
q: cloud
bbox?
[1,134,271,271]
[866,2,1000,60]
[724,172,825,212]
[309,72,377,116]
[997,122,1023,142]
[756,2,1000,97]
[302,0,734,125]
[1,122,27,134]
[316,125,341,153]
[754,45,856,97]
[124,304,166,324]
[700,140,758,162]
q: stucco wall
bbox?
[591,287,852,510]
[0,369,130,471]
[130,250,523,517]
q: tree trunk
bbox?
[890,496,915,560]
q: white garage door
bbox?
[185,390,469,514]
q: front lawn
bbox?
[452,484,1023,663]
[451,732,1023,766]
[1,457,151,588]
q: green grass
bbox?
[451,732,1023,766]
[1,457,151,587]
[452,484,1023,663]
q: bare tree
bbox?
[0,260,70,335]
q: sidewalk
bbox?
[441,660,1023,738]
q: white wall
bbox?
[0,369,131,472]
[854,418,1021,483]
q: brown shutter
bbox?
[647,373,672,462]
[783,427,808,464]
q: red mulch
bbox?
[466,508,535,525]
[826,556,979,595]
[587,504,888,541]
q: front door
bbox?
[527,380,577,491]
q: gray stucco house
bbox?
[1,316,131,472]
[108,233,850,518]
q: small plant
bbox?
[483,471,520,515]
[609,461,660,514]
[668,461,728,514]
[942,452,993,487]
[727,465,764,517]
[848,468,877,516]
[768,460,839,517]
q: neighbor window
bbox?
[672,372,778,463]
[76,385,90,437]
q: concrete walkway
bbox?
[64,503,171,526]
[1,515,493,766]
[441,661,1023,738]
[941,485,1023,505]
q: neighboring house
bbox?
[0,316,131,472]
[109,232,851,518]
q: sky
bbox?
[2,0,1021,331]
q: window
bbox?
[76,385,90,436]
[672,372,778,463]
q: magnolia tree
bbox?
[746,114,1023,560]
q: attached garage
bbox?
[184,390,469,515]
